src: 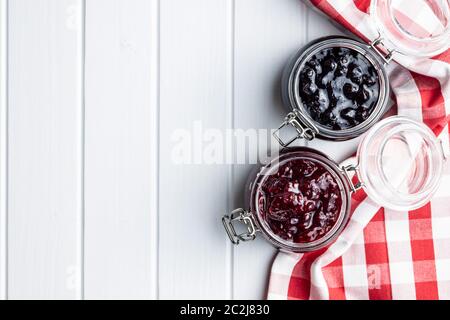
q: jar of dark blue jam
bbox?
[276,36,391,146]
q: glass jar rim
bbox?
[249,148,352,252]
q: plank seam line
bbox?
[156,0,161,300]
[151,0,161,300]
[79,0,86,301]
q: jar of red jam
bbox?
[223,116,447,252]
[275,0,449,146]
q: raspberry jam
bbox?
[257,158,343,244]
[299,47,380,131]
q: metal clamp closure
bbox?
[370,35,395,65]
[222,209,257,245]
[273,111,319,147]
[342,164,364,193]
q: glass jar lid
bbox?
[357,116,445,211]
[370,0,450,57]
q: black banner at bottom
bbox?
[0,300,445,318]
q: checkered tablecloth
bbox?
[267,0,450,300]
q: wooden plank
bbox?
[159,0,231,299]
[232,0,309,300]
[84,0,157,299]
[0,0,8,300]
[7,0,83,299]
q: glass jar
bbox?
[223,116,447,252]
[275,0,449,147]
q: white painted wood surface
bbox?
[0,0,354,300]
[7,0,83,299]
[84,0,157,300]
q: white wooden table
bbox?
[0,0,363,300]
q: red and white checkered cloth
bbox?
[268,0,450,300]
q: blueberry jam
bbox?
[258,158,343,244]
[299,47,380,130]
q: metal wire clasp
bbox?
[342,164,364,193]
[273,111,319,147]
[370,35,395,65]
[222,209,257,245]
